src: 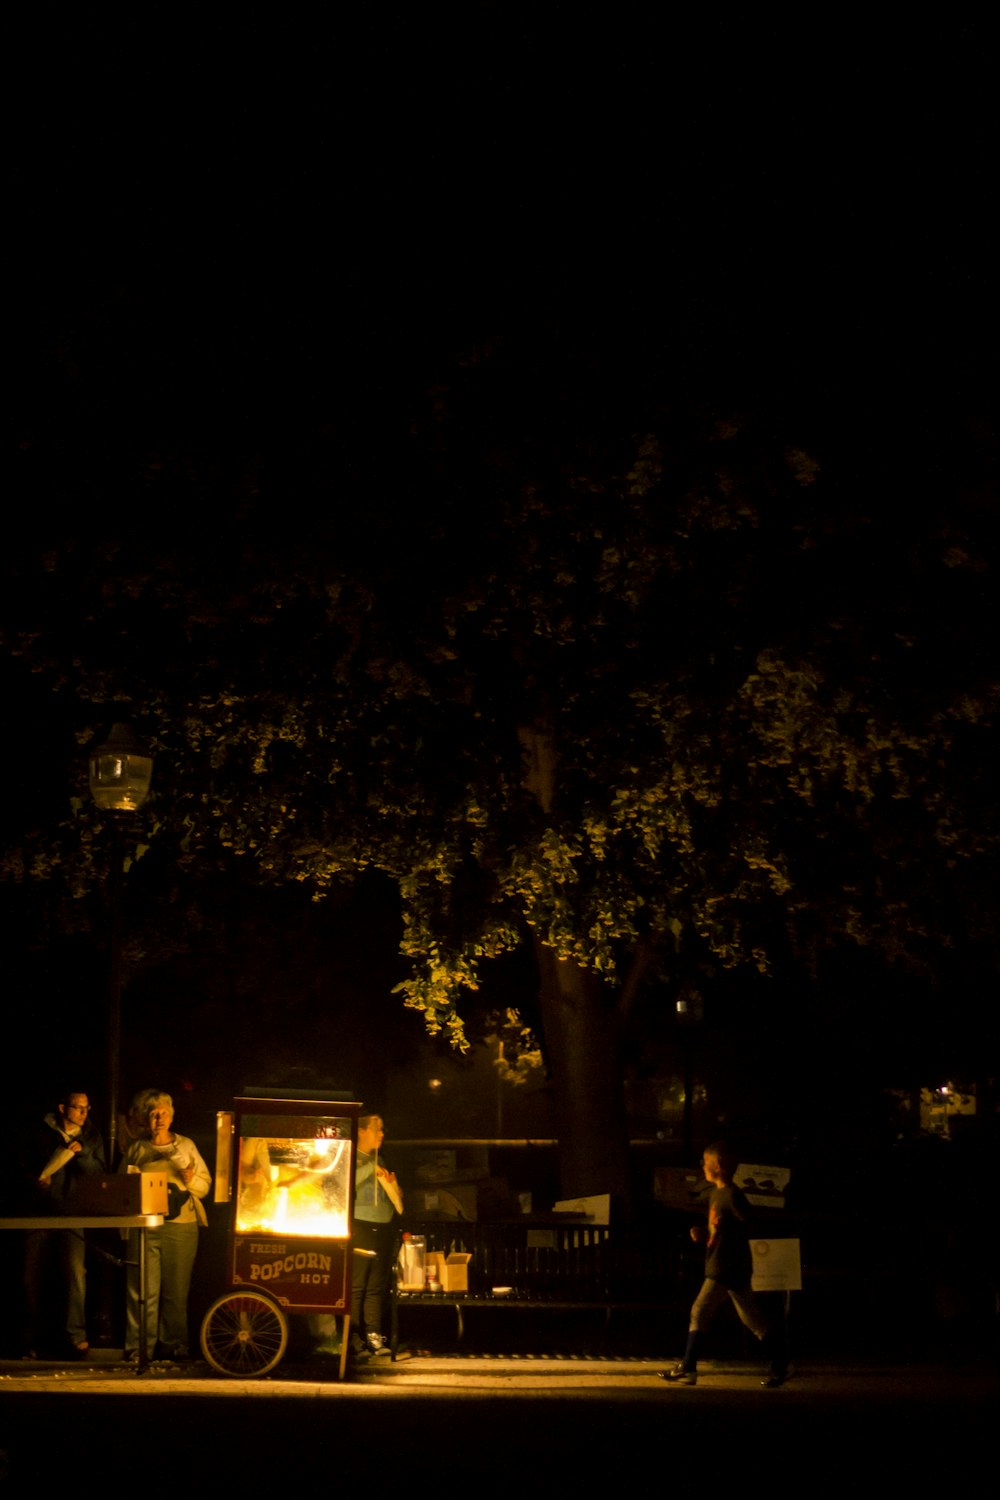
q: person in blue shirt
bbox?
[349,1114,402,1358]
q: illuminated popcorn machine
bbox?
[200,1090,362,1378]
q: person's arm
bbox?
[39,1144,78,1185]
[728,1185,753,1223]
[376,1166,403,1216]
[77,1129,106,1175]
[177,1138,212,1199]
[683,1191,710,1242]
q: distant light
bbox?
[88,723,153,812]
[676,1000,688,1014]
[427,1078,442,1093]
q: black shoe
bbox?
[762,1370,789,1388]
[658,1364,697,1385]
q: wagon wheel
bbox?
[200,1291,289,1377]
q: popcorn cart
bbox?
[200,1090,362,1378]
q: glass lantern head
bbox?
[88,722,153,812]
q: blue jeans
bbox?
[126,1221,199,1354]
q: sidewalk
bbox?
[1,1350,995,1492]
[1,1347,995,1397]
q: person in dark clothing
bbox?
[21,1088,106,1357]
[659,1141,788,1387]
[349,1114,402,1359]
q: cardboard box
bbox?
[552,1194,611,1225]
[407,1178,511,1221]
[427,1251,473,1292]
[734,1163,790,1211]
[414,1147,490,1184]
[653,1166,709,1213]
[73,1172,169,1216]
[442,1253,472,1292]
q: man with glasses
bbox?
[21,1088,106,1358]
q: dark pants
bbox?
[350,1220,395,1346]
[683,1278,786,1376]
[24,1227,87,1351]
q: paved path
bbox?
[1,1349,995,1395]
[2,1353,996,1492]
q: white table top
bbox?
[0,1215,164,1230]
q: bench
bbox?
[390,1218,688,1354]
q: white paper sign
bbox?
[750,1237,801,1292]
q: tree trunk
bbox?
[534,939,633,1217]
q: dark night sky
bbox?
[12,12,995,419]
[9,12,993,603]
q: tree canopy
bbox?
[4,331,997,1193]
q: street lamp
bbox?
[88,722,154,814]
[88,723,154,1161]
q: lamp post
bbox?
[87,722,153,1162]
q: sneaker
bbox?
[761,1369,790,1388]
[365,1331,390,1356]
[658,1364,697,1385]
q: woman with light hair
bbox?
[121,1090,211,1362]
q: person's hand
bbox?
[180,1165,195,1185]
[69,1141,82,1155]
[690,1225,706,1243]
[38,1175,52,1189]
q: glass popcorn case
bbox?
[199,1091,362,1378]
